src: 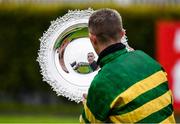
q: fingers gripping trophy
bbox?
[37,8,132,103]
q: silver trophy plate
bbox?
[37,9,131,103]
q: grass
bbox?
[0,103,82,123]
[0,114,79,123]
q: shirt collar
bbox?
[97,43,126,67]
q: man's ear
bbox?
[89,33,97,45]
[119,29,125,38]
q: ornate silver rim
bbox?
[37,9,95,103]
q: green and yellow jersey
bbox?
[80,43,175,123]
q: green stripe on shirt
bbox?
[82,110,90,123]
[110,81,169,115]
[137,104,173,123]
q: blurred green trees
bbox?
[0,4,180,106]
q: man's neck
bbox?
[97,42,126,66]
[98,42,119,55]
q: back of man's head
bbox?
[88,8,123,43]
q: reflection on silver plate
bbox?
[37,9,132,103]
[37,9,95,103]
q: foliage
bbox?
[0,4,180,104]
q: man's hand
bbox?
[82,93,87,103]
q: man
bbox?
[87,52,98,71]
[80,8,175,123]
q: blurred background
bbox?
[0,0,180,123]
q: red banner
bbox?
[157,21,180,112]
